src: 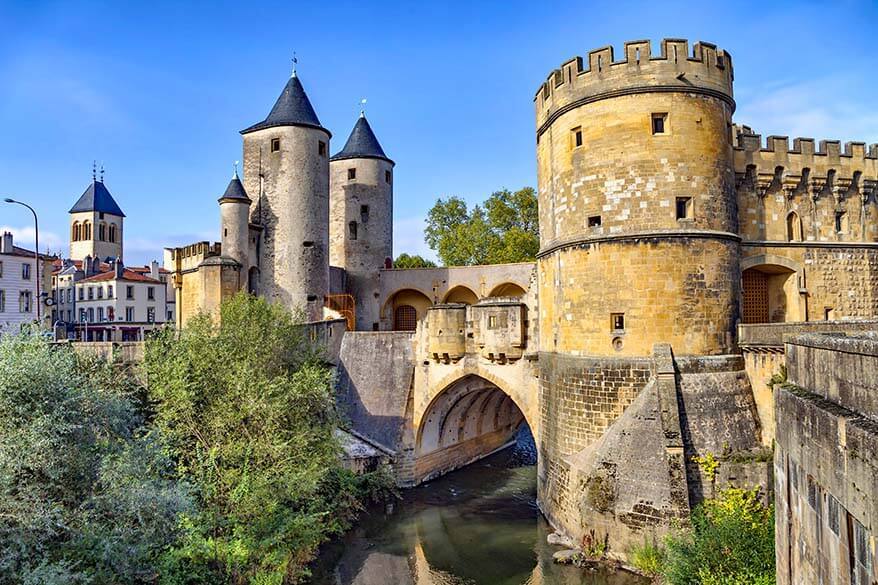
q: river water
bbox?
[310,431,647,585]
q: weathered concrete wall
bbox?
[776,332,878,585]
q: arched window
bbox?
[786,212,802,242]
[394,305,418,331]
[98,223,107,241]
[72,222,81,241]
[83,221,92,240]
[108,224,117,243]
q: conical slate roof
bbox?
[241,73,329,135]
[218,173,251,203]
[69,180,125,217]
[331,114,393,165]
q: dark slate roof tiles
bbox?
[331,115,393,164]
[69,180,125,217]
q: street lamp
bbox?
[3,198,41,322]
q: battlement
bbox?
[733,129,878,186]
[535,39,734,132]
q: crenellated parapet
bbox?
[734,130,878,203]
[535,39,734,138]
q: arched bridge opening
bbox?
[414,374,533,483]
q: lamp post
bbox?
[3,198,41,322]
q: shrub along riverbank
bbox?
[0,294,391,585]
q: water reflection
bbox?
[310,433,646,585]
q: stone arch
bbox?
[786,211,802,242]
[741,255,803,323]
[488,282,527,298]
[415,373,530,482]
[382,288,432,331]
[442,285,479,304]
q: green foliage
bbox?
[145,293,372,584]
[424,187,539,266]
[662,488,775,585]
[767,364,787,387]
[393,253,437,269]
[0,332,191,584]
[693,452,721,482]
[629,541,665,577]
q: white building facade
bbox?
[0,232,53,334]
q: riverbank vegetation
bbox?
[0,294,390,584]
[630,487,775,584]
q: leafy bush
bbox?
[146,293,377,584]
[663,488,775,585]
[0,331,191,584]
[629,541,665,577]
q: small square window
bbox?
[572,127,583,148]
[348,168,356,181]
[360,205,369,223]
[270,138,281,152]
[611,313,625,331]
[652,113,667,135]
[385,170,392,184]
[488,315,498,329]
[318,141,327,156]
[588,215,602,228]
[348,221,358,240]
[676,197,693,220]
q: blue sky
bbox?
[1,0,877,265]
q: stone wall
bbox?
[776,332,878,585]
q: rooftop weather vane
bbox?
[291,52,297,77]
[92,160,97,181]
[99,162,105,183]
[234,160,240,178]
[359,98,367,117]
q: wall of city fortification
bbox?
[734,131,878,244]
[535,39,733,136]
[243,125,330,321]
[539,237,740,357]
[329,157,393,330]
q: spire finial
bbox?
[233,160,240,178]
[99,162,105,183]
[92,160,97,181]
[291,52,298,78]
[359,98,367,118]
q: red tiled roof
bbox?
[4,245,56,260]
[79,269,162,284]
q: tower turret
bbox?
[240,69,331,321]
[218,168,251,287]
[329,113,394,330]
[69,172,125,262]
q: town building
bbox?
[164,39,878,565]
[0,231,53,334]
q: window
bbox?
[488,315,498,329]
[97,307,104,322]
[385,170,392,184]
[588,215,602,228]
[0,290,4,312]
[108,224,116,243]
[835,211,847,233]
[852,517,873,578]
[108,307,114,321]
[827,494,840,536]
[88,287,94,300]
[99,212,105,220]
[270,138,280,152]
[67,289,72,303]
[126,285,134,300]
[347,168,356,181]
[67,309,71,322]
[79,308,86,323]
[787,212,802,242]
[611,313,625,331]
[825,307,835,321]
[125,306,135,322]
[651,113,668,135]
[83,221,91,240]
[0,261,4,277]
[98,223,106,241]
[360,205,369,223]
[393,305,417,331]
[676,197,693,220]
[807,475,818,510]
[97,287,103,299]
[348,221,358,240]
[147,286,155,301]
[318,141,327,156]
[571,126,583,148]
[21,263,30,280]
[87,308,94,323]
[147,307,155,323]
[107,285,113,299]
[78,288,84,301]
[72,222,81,241]
[19,291,31,313]
[167,310,173,321]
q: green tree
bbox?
[393,253,437,268]
[424,187,539,266]
[0,332,191,585]
[145,293,371,584]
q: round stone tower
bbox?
[240,70,331,321]
[218,169,251,287]
[329,113,394,331]
[535,39,739,357]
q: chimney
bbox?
[114,257,124,278]
[0,232,12,254]
[149,260,159,280]
[83,255,93,276]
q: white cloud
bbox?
[393,215,436,261]
[0,224,64,254]
[737,76,878,145]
